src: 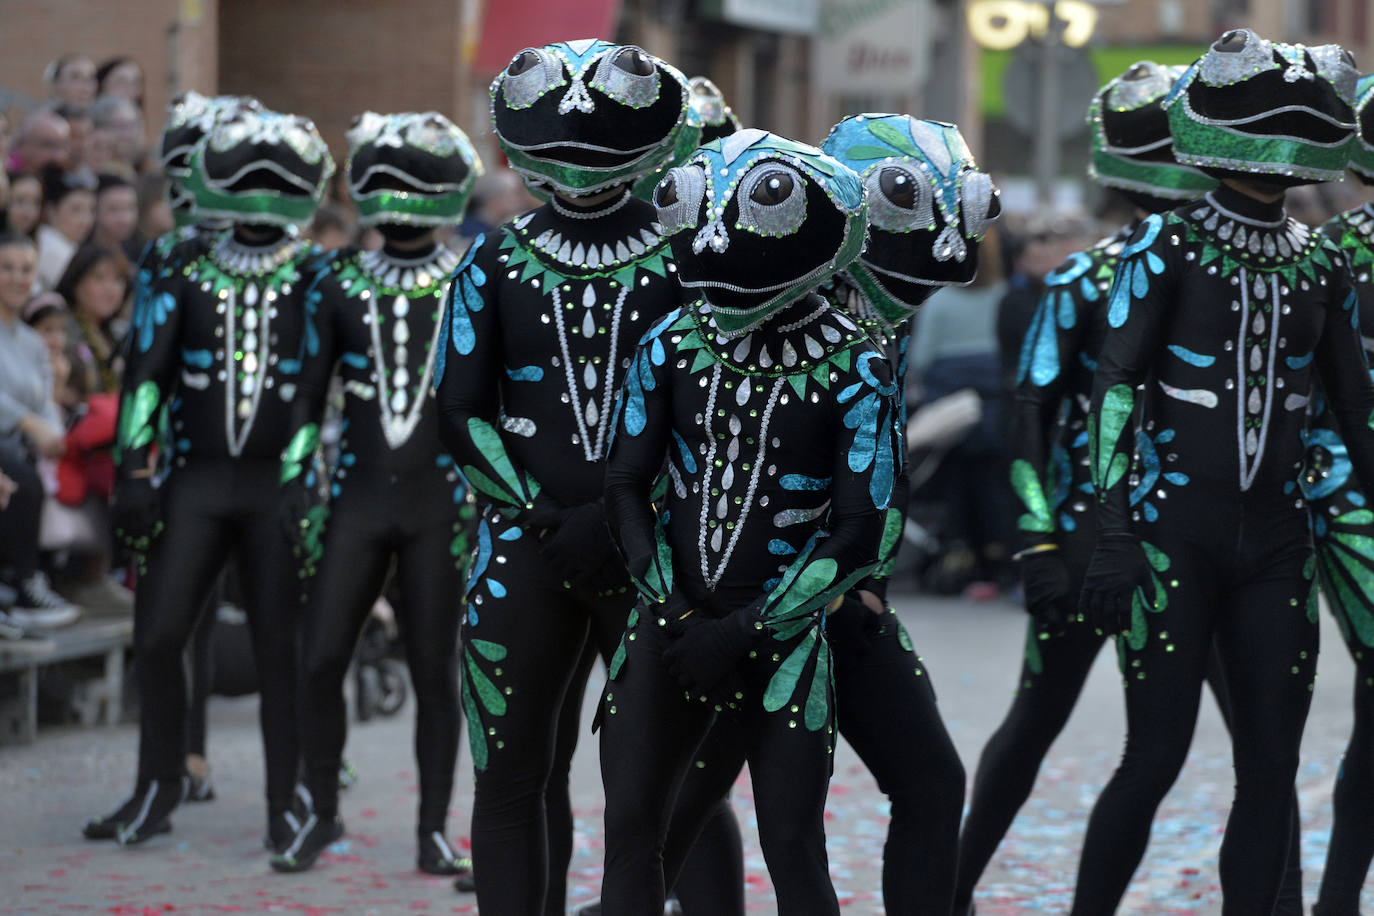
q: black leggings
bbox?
[828,598,965,914]
[0,437,42,583]
[185,586,220,759]
[600,608,838,916]
[461,511,635,916]
[1070,509,1317,916]
[1315,623,1374,914]
[133,459,300,816]
[956,574,1305,914]
[301,469,466,835]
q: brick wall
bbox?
[217,0,470,167]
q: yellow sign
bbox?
[967,0,1098,50]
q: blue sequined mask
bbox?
[654,129,868,337]
[821,115,998,324]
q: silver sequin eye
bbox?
[208,113,253,152]
[736,164,806,238]
[589,46,661,109]
[501,47,564,110]
[283,118,324,164]
[654,165,705,236]
[960,170,999,240]
[405,114,461,158]
[1199,28,1278,87]
[864,163,933,233]
[1309,44,1359,104]
[346,111,387,148]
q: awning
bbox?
[475,0,625,74]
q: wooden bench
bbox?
[0,616,133,744]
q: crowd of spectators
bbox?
[0,52,540,637]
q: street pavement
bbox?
[0,591,1370,914]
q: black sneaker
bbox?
[114,778,184,845]
[454,864,476,893]
[264,784,316,850]
[265,808,304,853]
[83,790,143,840]
[186,772,215,802]
[10,572,80,630]
[269,813,343,873]
[418,831,471,876]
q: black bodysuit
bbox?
[1311,203,1374,915]
[294,242,475,842]
[434,193,688,916]
[119,228,318,820]
[600,295,899,914]
[1075,186,1374,914]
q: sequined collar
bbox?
[686,295,865,377]
[356,245,460,294]
[209,232,305,277]
[513,208,666,272]
[1182,192,1317,268]
[1344,203,1374,241]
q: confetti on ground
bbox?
[0,595,1369,914]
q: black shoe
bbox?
[418,830,471,876]
[269,813,343,873]
[114,778,184,845]
[264,784,316,850]
[186,773,215,802]
[83,790,144,840]
[266,808,302,853]
[454,864,477,893]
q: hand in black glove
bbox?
[278,478,320,559]
[1078,533,1143,636]
[113,476,161,559]
[537,501,627,592]
[519,492,565,535]
[1021,549,1073,634]
[662,598,764,696]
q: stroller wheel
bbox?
[374,659,409,716]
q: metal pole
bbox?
[1033,2,1064,207]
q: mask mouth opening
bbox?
[203,150,323,199]
[350,161,471,197]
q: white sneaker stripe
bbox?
[432,832,454,862]
[281,813,318,861]
[121,783,161,838]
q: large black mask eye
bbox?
[654,165,705,235]
[738,164,805,237]
[1217,29,1248,53]
[656,173,678,207]
[879,168,916,209]
[614,48,654,76]
[750,171,794,205]
[865,163,932,232]
[590,45,661,109]
[509,50,541,76]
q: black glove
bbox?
[855,575,889,606]
[662,597,764,696]
[519,492,564,534]
[112,476,161,560]
[538,501,627,592]
[1078,533,1143,635]
[1021,549,1073,633]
